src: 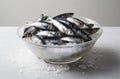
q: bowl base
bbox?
[44,56,83,65]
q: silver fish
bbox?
[31,35,45,44]
[53,13,74,20]
[58,20,70,26]
[44,38,61,45]
[61,37,82,43]
[47,17,74,35]
[58,20,77,34]
[23,26,37,38]
[27,21,57,31]
[81,27,100,34]
[67,17,84,27]
[45,24,57,31]
[26,22,48,29]
[76,30,92,42]
[85,24,94,29]
[68,17,94,28]
[36,31,62,37]
[57,19,92,41]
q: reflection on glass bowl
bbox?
[17,17,102,64]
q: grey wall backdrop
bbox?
[0,0,120,26]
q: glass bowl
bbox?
[17,17,102,64]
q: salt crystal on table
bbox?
[9,46,108,78]
[10,48,69,75]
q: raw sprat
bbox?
[22,13,100,45]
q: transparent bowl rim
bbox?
[17,17,103,48]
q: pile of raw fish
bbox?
[22,13,99,45]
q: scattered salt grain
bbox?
[9,46,116,78]
[10,47,69,75]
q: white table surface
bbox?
[0,27,120,79]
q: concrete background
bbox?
[0,0,120,26]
